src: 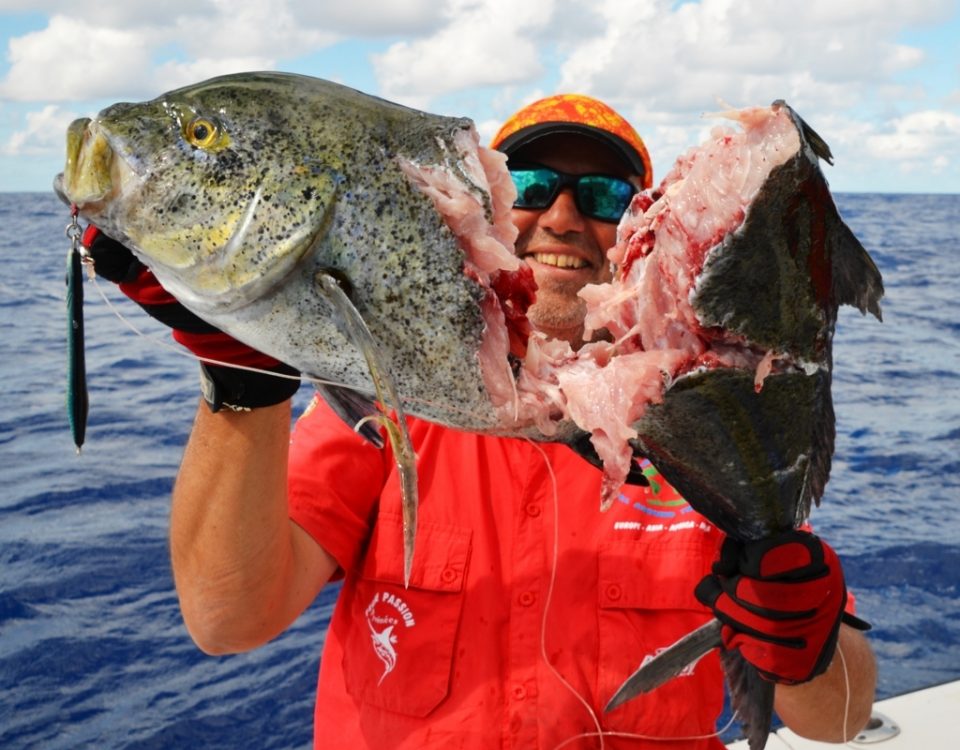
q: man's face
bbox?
[509,134,632,348]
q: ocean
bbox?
[1,191,958,748]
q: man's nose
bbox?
[538,188,585,234]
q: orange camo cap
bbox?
[491,94,652,189]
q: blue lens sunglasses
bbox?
[508,163,637,223]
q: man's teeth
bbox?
[532,253,588,269]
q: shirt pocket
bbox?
[597,535,725,737]
[341,513,472,717]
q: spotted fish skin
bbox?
[55,71,516,432]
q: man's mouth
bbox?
[529,252,589,270]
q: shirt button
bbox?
[606,583,622,602]
[518,590,537,607]
[512,685,527,700]
[441,567,458,583]
[525,503,541,517]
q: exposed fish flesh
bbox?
[596,102,883,749]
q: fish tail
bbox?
[720,648,774,750]
[605,618,722,712]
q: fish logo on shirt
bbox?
[368,622,398,684]
[365,590,417,685]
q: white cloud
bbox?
[555,0,954,111]
[515,0,959,184]
[169,0,337,62]
[371,0,556,108]
[1,0,957,192]
[296,0,445,35]
[864,110,960,168]
[2,103,78,156]
[0,15,153,101]
[0,2,339,103]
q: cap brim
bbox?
[495,122,648,180]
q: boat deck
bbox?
[727,679,959,748]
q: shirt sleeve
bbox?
[287,394,387,575]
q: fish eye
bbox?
[184,117,229,151]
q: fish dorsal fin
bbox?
[315,384,385,448]
[775,100,834,165]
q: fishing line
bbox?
[91,276,312,381]
[529,441,738,750]
[837,641,851,744]
[528,439,606,749]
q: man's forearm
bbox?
[774,624,877,741]
[169,400,334,654]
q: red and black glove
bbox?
[694,529,863,685]
[82,226,301,412]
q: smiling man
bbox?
[492,95,651,347]
[85,91,876,748]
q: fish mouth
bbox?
[55,118,136,216]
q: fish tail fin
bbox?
[605,618,722,712]
[720,649,775,750]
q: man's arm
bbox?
[79,231,338,654]
[170,400,338,655]
[775,624,877,740]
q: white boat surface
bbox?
[726,678,960,748]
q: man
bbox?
[88,94,876,748]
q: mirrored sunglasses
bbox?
[508,163,636,223]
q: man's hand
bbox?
[694,529,851,684]
[83,226,300,411]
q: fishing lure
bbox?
[66,206,89,452]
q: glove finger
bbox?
[739,530,826,580]
[694,573,723,609]
[722,596,844,685]
[712,589,805,646]
[722,627,809,684]
[115,267,224,335]
[730,574,836,615]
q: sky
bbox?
[1,0,958,194]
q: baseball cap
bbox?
[491,94,652,189]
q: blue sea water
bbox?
[0,191,958,748]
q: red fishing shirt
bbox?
[288,396,728,749]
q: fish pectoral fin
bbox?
[316,272,419,588]
[315,384,385,448]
